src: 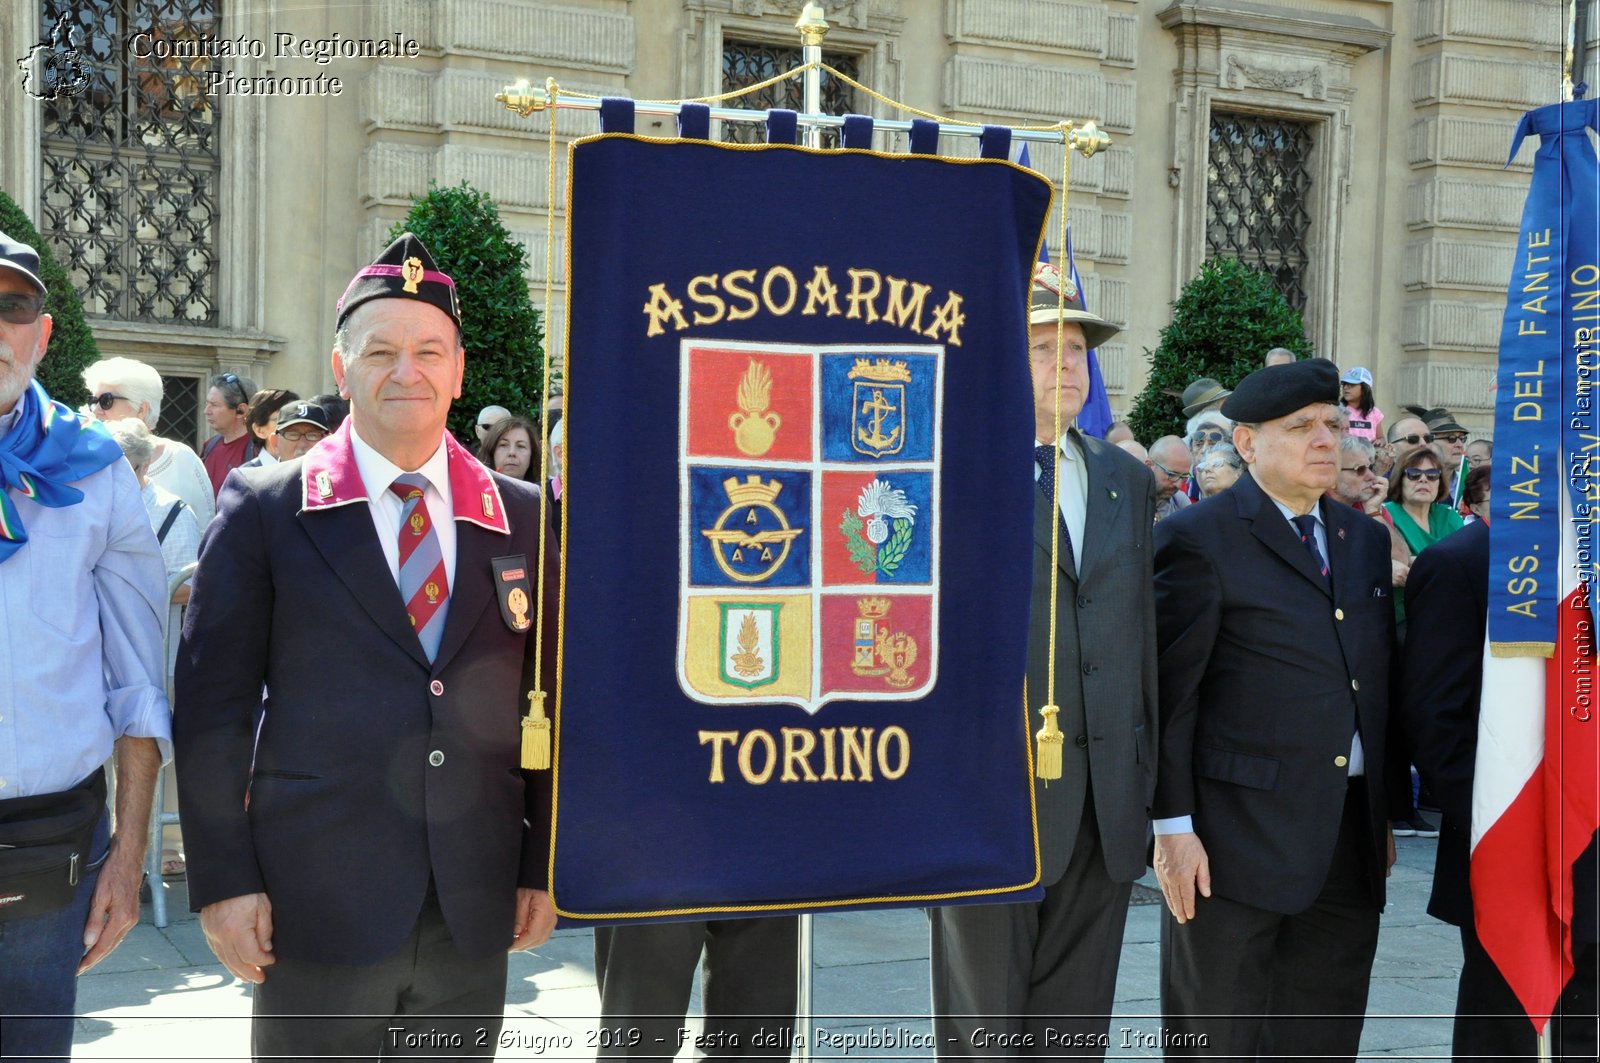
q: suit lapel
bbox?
[1237,473,1333,598]
[1322,499,1362,605]
[431,519,496,672]
[299,501,431,670]
[1074,434,1125,583]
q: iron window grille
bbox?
[156,371,201,445]
[1205,112,1315,313]
[39,0,221,325]
[721,39,859,147]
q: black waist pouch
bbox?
[0,769,106,922]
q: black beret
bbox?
[335,232,460,332]
[1220,358,1340,423]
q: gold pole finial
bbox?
[796,2,829,47]
[496,78,544,116]
[1068,120,1111,159]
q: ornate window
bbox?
[38,0,221,325]
[156,371,201,445]
[1205,112,1315,313]
[720,39,859,146]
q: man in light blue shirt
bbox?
[0,232,170,1059]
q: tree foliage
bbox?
[0,190,98,408]
[1127,257,1312,443]
[389,182,547,447]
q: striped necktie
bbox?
[390,473,450,660]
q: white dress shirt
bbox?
[1034,433,1087,570]
[347,426,457,589]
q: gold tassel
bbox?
[1035,704,1063,781]
[521,690,551,770]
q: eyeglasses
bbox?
[1151,460,1192,483]
[277,429,326,443]
[1437,432,1467,444]
[1340,464,1372,477]
[1403,467,1443,482]
[1191,429,1227,445]
[0,293,43,325]
[93,391,131,411]
[1392,433,1435,446]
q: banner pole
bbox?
[791,10,826,1056]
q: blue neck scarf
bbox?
[0,381,124,564]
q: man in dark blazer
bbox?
[1152,359,1397,1059]
[1402,518,1598,1060]
[929,261,1159,1057]
[175,234,557,1059]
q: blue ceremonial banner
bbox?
[552,129,1052,920]
[1489,98,1600,655]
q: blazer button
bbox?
[1351,679,1360,692]
[1335,755,1349,768]
[1077,595,1091,609]
[1081,662,1094,675]
[1335,608,1345,621]
[428,750,445,767]
[430,680,444,696]
[1074,734,1089,748]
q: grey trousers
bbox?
[929,796,1133,1059]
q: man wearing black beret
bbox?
[1151,359,1400,1058]
[176,233,558,1057]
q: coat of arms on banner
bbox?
[679,340,942,712]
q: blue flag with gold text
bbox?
[551,128,1052,920]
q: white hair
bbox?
[83,357,163,428]
[104,416,155,469]
[547,417,564,478]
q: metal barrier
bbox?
[145,560,197,927]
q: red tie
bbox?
[390,473,449,660]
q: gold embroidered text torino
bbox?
[699,726,911,785]
[643,266,967,345]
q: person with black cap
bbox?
[0,231,170,1057]
[1151,358,1402,1059]
[929,260,1159,1058]
[175,233,558,1058]
[265,400,331,462]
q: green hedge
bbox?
[0,190,98,408]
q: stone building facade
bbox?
[2,0,1593,444]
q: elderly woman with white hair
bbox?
[83,357,215,524]
[1182,409,1233,501]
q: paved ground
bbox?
[68,836,1460,1061]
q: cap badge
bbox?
[401,256,425,294]
[315,471,333,499]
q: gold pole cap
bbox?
[796,2,830,47]
[1068,120,1111,159]
[497,78,545,116]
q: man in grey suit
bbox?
[929,262,1159,1057]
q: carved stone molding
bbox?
[1396,358,1499,417]
[944,0,1108,59]
[1223,55,1323,99]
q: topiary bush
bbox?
[0,190,98,408]
[389,182,547,447]
[1127,257,1312,443]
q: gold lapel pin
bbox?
[315,471,333,499]
[482,491,495,518]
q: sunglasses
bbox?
[1192,429,1227,445]
[1403,467,1443,482]
[214,371,246,405]
[1152,459,1192,483]
[1437,432,1468,444]
[1341,464,1373,477]
[93,391,131,411]
[0,292,43,325]
[1391,433,1435,445]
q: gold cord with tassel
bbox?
[520,77,561,770]
[1035,122,1075,782]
